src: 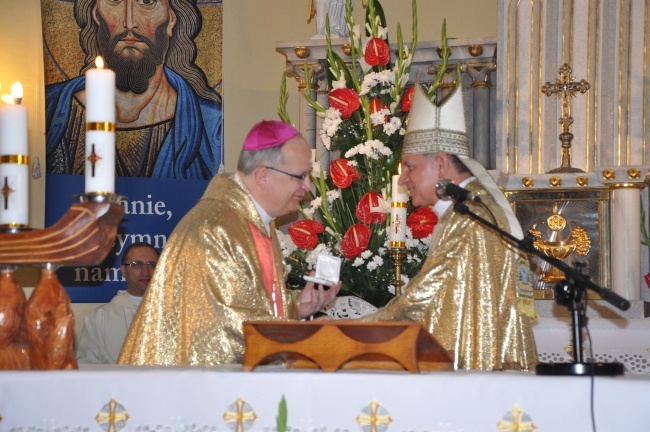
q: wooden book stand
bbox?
[242,321,454,373]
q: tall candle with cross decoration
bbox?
[85,56,116,195]
[389,167,408,248]
[0,82,29,228]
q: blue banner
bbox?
[45,174,208,302]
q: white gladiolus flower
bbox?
[347,160,358,167]
[332,75,347,90]
[366,261,379,271]
[326,189,341,203]
[372,255,384,266]
[352,257,364,267]
[377,25,388,40]
[361,250,373,259]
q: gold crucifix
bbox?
[2,177,14,210]
[87,144,102,177]
[541,63,590,173]
[392,215,402,234]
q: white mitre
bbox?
[403,82,523,239]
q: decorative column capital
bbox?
[284,61,326,91]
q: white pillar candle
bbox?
[85,57,116,194]
[389,174,408,247]
[0,82,29,227]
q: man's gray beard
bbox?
[97,14,170,94]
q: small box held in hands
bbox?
[303,254,341,287]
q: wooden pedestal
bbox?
[242,321,454,373]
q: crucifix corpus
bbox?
[541,63,590,173]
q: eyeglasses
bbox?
[123,261,157,269]
[265,166,310,182]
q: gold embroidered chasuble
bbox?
[118,174,300,366]
[362,180,538,371]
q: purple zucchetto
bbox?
[242,120,299,151]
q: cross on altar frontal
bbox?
[541,63,590,174]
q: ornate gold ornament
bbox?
[522,177,534,188]
[342,44,352,56]
[602,168,616,180]
[529,212,591,284]
[628,168,641,179]
[549,176,562,187]
[294,46,311,59]
[542,64,590,174]
[436,46,451,59]
[468,44,484,57]
[576,176,589,186]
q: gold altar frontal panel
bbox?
[506,188,611,300]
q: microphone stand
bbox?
[453,200,629,376]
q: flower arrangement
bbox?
[277,0,448,307]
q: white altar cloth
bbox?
[1,366,649,432]
[533,317,650,374]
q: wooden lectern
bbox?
[242,321,454,373]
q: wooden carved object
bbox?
[0,202,124,370]
[0,269,31,369]
[242,321,454,373]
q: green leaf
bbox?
[277,72,292,124]
[276,396,287,432]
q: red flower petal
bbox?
[364,37,391,67]
[341,224,372,260]
[289,220,325,250]
[328,88,360,119]
[401,86,415,112]
[330,158,361,189]
[356,191,387,224]
[406,206,438,239]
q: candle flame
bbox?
[398,162,402,175]
[11,82,23,99]
[95,56,105,69]
[1,82,23,105]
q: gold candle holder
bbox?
[389,246,407,296]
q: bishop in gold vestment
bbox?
[362,83,537,371]
[363,179,537,370]
[119,121,340,365]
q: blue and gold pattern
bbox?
[223,397,258,432]
[96,398,129,432]
[356,400,393,432]
[496,405,537,432]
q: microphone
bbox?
[436,179,481,203]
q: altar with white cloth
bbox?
[1,366,650,432]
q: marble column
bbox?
[601,168,645,301]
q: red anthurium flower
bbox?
[330,158,361,189]
[328,88,360,119]
[364,37,390,66]
[401,86,415,112]
[289,220,325,250]
[356,191,387,224]
[341,224,372,259]
[369,97,389,123]
[645,273,650,289]
[369,97,388,114]
[407,206,438,239]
